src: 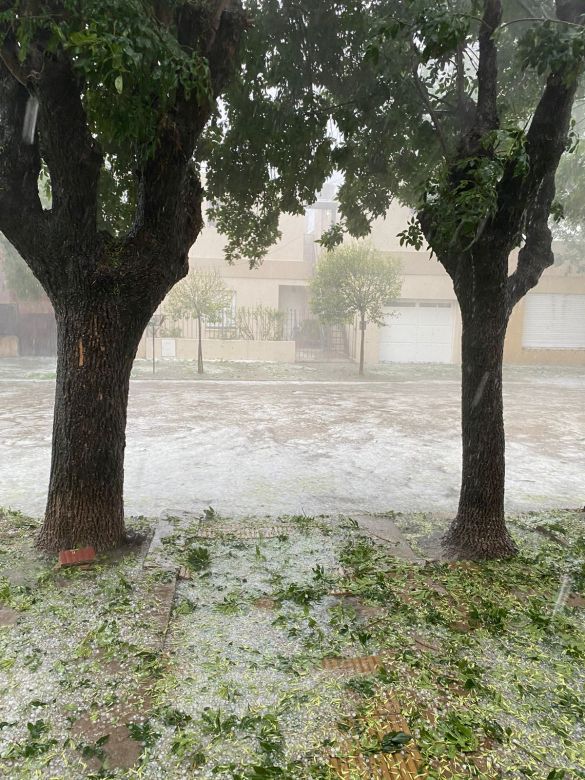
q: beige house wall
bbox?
[186,207,322,315]
[399,274,455,300]
[192,212,308,263]
[368,206,417,251]
[179,273,309,311]
[138,336,296,363]
[186,257,312,312]
[171,202,585,367]
[0,336,18,357]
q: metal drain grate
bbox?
[329,750,422,779]
[329,695,423,779]
[322,655,385,673]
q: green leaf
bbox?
[114,75,124,94]
[126,719,159,747]
[379,731,413,753]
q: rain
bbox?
[21,95,38,145]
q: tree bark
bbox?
[197,313,204,374]
[37,294,150,552]
[443,261,518,560]
[359,315,365,376]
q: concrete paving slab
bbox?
[142,518,184,571]
[0,606,19,627]
[353,515,424,563]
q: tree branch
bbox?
[411,65,450,159]
[3,6,105,245]
[515,0,540,16]
[504,70,577,307]
[455,44,465,114]
[133,0,246,260]
[206,0,234,52]
[0,33,28,87]
[455,45,476,135]
[206,0,249,97]
[507,186,555,312]
[1,6,104,294]
[34,50,103,242]
[475,0,503,134]
[556,0,585,22]
[0,60,48,281]
[417,206,460,280]
[505,1,585,308]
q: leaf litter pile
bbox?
[0,507,584,779]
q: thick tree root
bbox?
[441,518,519,561]
[35,522,127,555]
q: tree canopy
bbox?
[5,2,582,269]
[205,1,585,260]
[0,0,338,268]
[165,267,232,322]
[310,242,401,326]
[3,2,584,268]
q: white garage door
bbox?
[379,301,454,363]
[523,294,585,349]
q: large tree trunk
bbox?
[37,295,150,553]
[443,273,518,560]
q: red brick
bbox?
[58,546,96,568]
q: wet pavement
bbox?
[0,372,583,519]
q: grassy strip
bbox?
[0,509,583,779]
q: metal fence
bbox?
[164,307,351,362]
[167,308,300,342]
[284,309,350,362]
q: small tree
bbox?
[310,242,401,375]
[165,268,232,373]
